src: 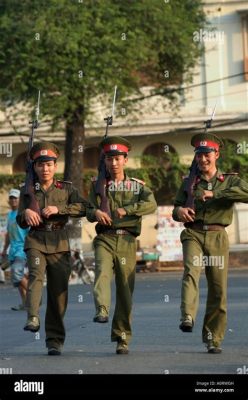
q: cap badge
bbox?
[200,141,207,146]
[110,144,117,150]
[40,150,48,155]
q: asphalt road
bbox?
[0,269,247,375]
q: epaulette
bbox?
[222,172,239,175]
[91,176,98,182]
[58,180,72,184]
[217,172,239,182]
[130,177,145,185]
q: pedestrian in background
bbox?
[1,189,29,310]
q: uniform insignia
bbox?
[55,180,72,189]
[55,181,63,189]
[125,180,132,190]
[217,175,225,182]
[216,172,238,182]
[207,183,213,190]
[130,177,145,185]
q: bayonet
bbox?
[204,101,217,131]
[104,85,117,137]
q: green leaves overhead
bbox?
[0,0,205,122]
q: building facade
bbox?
[0,0,247,250]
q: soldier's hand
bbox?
[25,209,42,226]
[95,210,112,225]
[41,206,59,218]
[200,190,213,202]
[115,208,127,219]
[177,207,195,223]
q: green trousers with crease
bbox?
[180,228,229,347]
[93,233,137,343]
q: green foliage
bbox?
[218,139,248,181]
[0,0,206,193]
[0,0,206,122]
[127,153,188,205]
[0,174,26,191]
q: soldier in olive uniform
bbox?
[17,142,89,355]
[86,136,157,354]
[172,133,248,353]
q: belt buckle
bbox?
[46,224,53,231]
[116,229,123,235]
[203,225,208,231]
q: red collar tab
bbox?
[217,174,225,182]
[54,180,63,189]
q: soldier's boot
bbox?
[11,304,27,311]
[179,314,194,332]
[23,316,40,332]
[93,305,109,323]
[47,346,62,356]
[206,340,222,354]
[116,339,129,355]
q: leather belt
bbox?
[31,223,66,232]
[185,222,226,231]
[102,229,131,235]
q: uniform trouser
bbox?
[93,234,137,344]
[26,249,71,348]
[180,228,229,347]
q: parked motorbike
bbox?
[71,250,95,285]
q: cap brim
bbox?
[34,156,57,162]
[195,147,216,154]
[105,151,128,156]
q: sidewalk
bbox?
[230,244,248,252]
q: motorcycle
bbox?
[71,250,95,285]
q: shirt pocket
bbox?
[49,190,68,205]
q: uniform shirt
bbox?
[7,210,29,262]
[86,174,157,237]
[17,180,90,253]
[173,170,248,226]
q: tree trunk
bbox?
[64,116,85,250]
[64,118,85,194]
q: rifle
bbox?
[184,102,217,210]
[95,86,117,217]
[24,91,41,214]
